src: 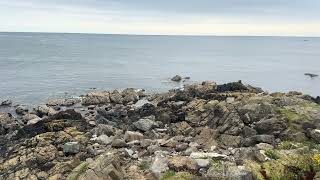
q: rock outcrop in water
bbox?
[1,80,320,180]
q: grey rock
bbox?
[254,117,287,135]
[133,116,158,132]
[194,159,211,168]
[16,105,28,115]
[310,129,320,143]
[111,139,128,148]
[96,135,114,145]
[242,126,257,138]
[171,75,182,82]
[124,131,144,142]
[46,98,80,107]
[67,153,123,180]
[219,134,241,147]
[34,105,56,117]
[150,151,169,177]
[122,88,139,103]
[94,124,116,136]
[82,91,110,105]
[140,139,153,148]
[109,90,124,104]
[190,152,227,159]
[63,142,80,155]
[1,100,12,106]
[243,135,275,147]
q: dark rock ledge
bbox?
[1,80,320,180]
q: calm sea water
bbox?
[0,32,319,105]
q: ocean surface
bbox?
[0,32,319,105]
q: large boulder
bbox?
[82,91,110,105]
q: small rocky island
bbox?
[1,81,320,180]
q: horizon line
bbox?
[0,31,319,38]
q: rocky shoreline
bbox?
[1,80,320,180]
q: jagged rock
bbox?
[133,116,158,132]
[82,91,110,105]
[110,90,124,104]
[124,131,144,142]
[194,127,218,150]
[47,98,80,107]
[168,156,198,174]
[16,105,29,115]
[63,142,80,155]
[171,75,182,82]
[238,102,274,123]
[67,153,123,180]
[217,109,244,136]
[171,121,193,136]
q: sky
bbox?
[1,0,320,36]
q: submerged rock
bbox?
[171,75,182,82]
[0,100,12,106]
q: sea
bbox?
[0,32,319,105]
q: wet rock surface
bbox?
[1,80,320,179]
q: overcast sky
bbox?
[1,0,320,36]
